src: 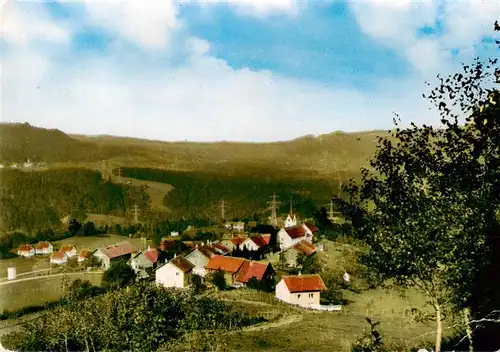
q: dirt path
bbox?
[241,314,303,332]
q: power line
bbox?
[132,203,140,224]
[267,193,281,227]
[218,200,228,221]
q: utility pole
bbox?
[218,200,228,221]
[116,167,123,183]
[132,203,140,224]
[267,193,281,227]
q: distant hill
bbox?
[0,123,120,163]
[1,122,390,175]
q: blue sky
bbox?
[1,0,499,142]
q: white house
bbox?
[277,226,307,251]
[50,252,68,265]
[59,245,77,258]
[35,242,53,255]
[275,274,327,307]
[155,255,195,289]
[17,245,35,258]
[301,222,319,242]
[239,234,271,252]
[170,231,179,237]
[184,246,216,277]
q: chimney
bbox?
[174,254,177,258]
[147,245,151,251]
[195,243,198,249]
[298,271,301,276]
[249,260,253,266]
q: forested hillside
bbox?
[121,167,342,220]
[0,169,150,233]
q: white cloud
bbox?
[2,33,432,141]
[0,1,70,45]
[349,0,498,74]
[82,0,179,49]
[195,0,298,16]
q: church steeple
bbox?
[289,195,294,216]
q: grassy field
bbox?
[53,234,152,252]
[0,273,102,311]
[219,288,436,352]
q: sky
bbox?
[1,0,499,142]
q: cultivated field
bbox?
[0,272,102,311]
[53,234,152,253]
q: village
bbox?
[11,205,346,312]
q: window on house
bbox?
[297,294,301,298]
[176,272,179,276]
[309,293,314,298]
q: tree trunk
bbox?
[463,307,474,352]
[435,303,443,352]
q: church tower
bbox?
[284,196,297,228]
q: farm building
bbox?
[275,274,327,307]
[279,241,317,267]
[17,244,35,258]
[59,245,77,258]
[35,242,53,255]
[155,255,195,289]
[211,242,231,255]
[93,241,138,270]
[50,252,68,265]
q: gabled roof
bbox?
[248,234,271,248]
[283,226,306,239]
[59,245,75,253]
[51,252,67,260]
[303,222,319,232]
[235,261,273,283]
[186,245,216,260]
[99,241,137,259]
[230,237,246,246]
[206,255,245,274]
[35,242,51,250]
[212,242,230,254]
[182,241,204,249]
[282,274,327,293]
[169,256,195,273]
[78,249,91,259]
[292,241,317,256]
[143,248,159,264]
[18,244,34,252]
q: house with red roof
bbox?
[220,236,247,251]
[129,246,160,273]
[275,273,327,307]
[234,261,275,287]
[77,249,92,263]
[279,241,317,267]
[205,255,246,286]
[206,255,275,287]
[17,244,35,258]
[59,245,77,258]
[239,234,271,252]
[277,222,318,251]
[35,242,53,255]
[155,255,195,289]
[93,241,138,270]
[50,251,68,265]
